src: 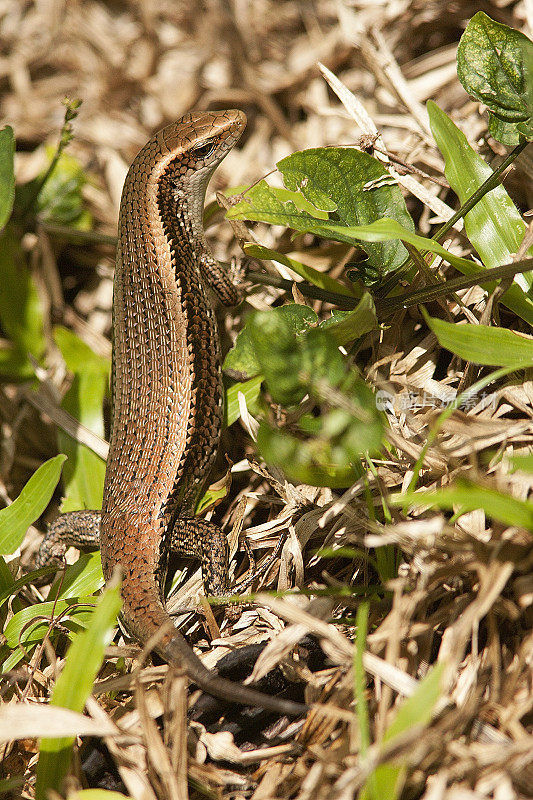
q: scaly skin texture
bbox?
[40,111,307,717]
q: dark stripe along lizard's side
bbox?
[39,110,306,717]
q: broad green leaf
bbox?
[3,596,97,651]
[257,373,382,488]
[516,42,533,140]
[35,581,121,800]
[488,113,520,146]
[248,312,346,407]
[225,375,263,427]
[395,480,533,532]
[244,244,358,298]
[230,306,383,487]
[327,219,533,323]
[0,227,47,374]
[51,550,104,601]
[248,310,314,406]
[425,313,533,366]
[257,423,360,488]
[223,304,318,379]
[321,292,378,346]
[36,148,92,230]
[457,13,532,127]
[0,125,15,231]
[324,218,483,272]
[0,455,66,555]
[280,149,414,276]
[228,147,415,279]
[54,327,108,512]
[427,102,533,303]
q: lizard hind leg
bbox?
[169,517,229,596]
[37,510,101,568]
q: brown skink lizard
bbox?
[39,110,306,717]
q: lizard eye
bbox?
[192,140,215,160]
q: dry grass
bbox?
[1,1,532,798]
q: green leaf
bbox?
[488,113,520,146]
[321,292,378,346]
[0,455,67,555]
[457,12,533,126]
[228,147,415,279]
[0,565,58,610]
[195,477,229,515]
[0,556,14,599]
[3,596,97,651]
[248,310,315,406]
[54,327,108,512]
[35,148,92,229]
[516,41,533,141]
[0,348,36,379]
[354,603,371,756]
[257,423,360,488]
[230,305,384,487]
[361,664,445,800]
[395,479,533,532]
[248,311,347,407]
[51,550,104,601]
[517,116,533,139]
[324,216,533,324]
[0,227,47,374]
[223,304,318,380]
[35,581,121,800]
[427,102,533,317]
[327,217,479,271]
[224,375,263,427]
[0,125,15,231]
[256,372,382,488]
[244,243,358,298]
[425,313,533,366]
[508,453,533,473]
[384,663,444,743]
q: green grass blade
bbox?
[354,603,371,755]
[425,313,533,366]
[0,455,66,555]
[224,375,263,427]
[0,227,47,373]
[54,326,108,513]
[361,663,445,800]
[0,125,15,231]
[427,101,533,300]
[328,217,533,325]
[35,580,121,800]
[394,480,533,532]
[244,243,358,298]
